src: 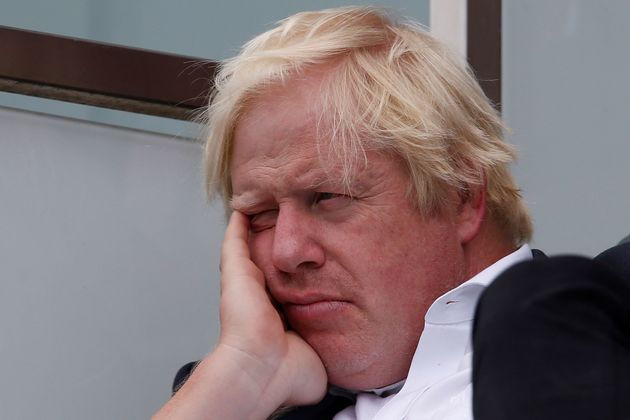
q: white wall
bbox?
[504,1,630,256]
[0,107,223,419]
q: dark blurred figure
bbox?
[473,242,630,420]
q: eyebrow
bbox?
[229,170,358,212]
[229,193,263,212]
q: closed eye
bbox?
[249,209,278,233]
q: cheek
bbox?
[359,218,462,291]
[248,230,274,270]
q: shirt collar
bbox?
[401,244,533,393]
[425,244,533,325]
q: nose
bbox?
[271,205,325,273]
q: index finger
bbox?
[221,210,251,270]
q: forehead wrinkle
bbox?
[230,153,324,210]
[232,100,395,206]
[231,159,344,212]
[235,98,319,161]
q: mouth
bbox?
[273,291,352,324]
[284,299,349,321]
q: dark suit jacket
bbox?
[595,241,630,280]
[472,243,630,420]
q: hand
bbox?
[217,211,327,407]
[153,211,327,420]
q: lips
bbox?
[284,300,350,325]
[272,291,351,324]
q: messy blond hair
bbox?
[204,6,532,244]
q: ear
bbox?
[455,181,487,245]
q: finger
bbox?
[220,211,264,286]
[221,211,251,273]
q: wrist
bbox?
[153,346,289,420]
[206,343,292,416]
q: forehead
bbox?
[230,103,340,211]
[230,75,333,190]
[228,72,407,208]
[231,73,325,163]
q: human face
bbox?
[229,76,468,389]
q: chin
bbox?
[303,333,365,387]
[309,338,406,390]
[324,361,407,390]
[303,327,417,390]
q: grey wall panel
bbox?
[0,107,223,419]
[504,1,630,256]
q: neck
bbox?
[463,219,517,280]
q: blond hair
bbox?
[203,6,532,244]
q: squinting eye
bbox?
[313,192,353,209]
[315,192,340,202]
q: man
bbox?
[154,6,533,419]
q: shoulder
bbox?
[595,242,630,281]
[477,250,628,321]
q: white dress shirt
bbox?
[333,245,533,420]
